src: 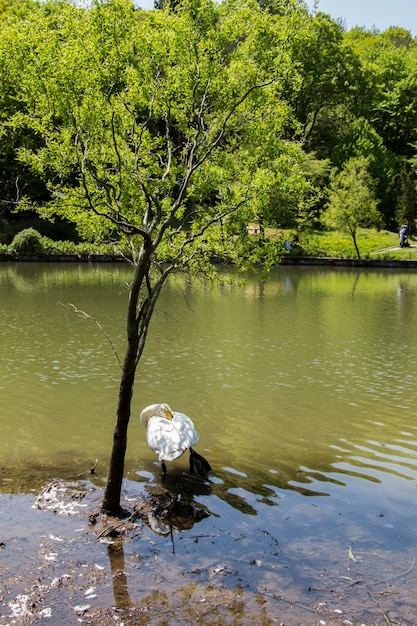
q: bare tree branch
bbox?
[153,75,278,248]
[60,302,122,368]
[73,126,152,242]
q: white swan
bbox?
[139,403,211,475]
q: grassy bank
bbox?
[1,226,415,261]
[279,228,417,260]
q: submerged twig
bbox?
[59,302,121,367]
[371,552,416,587]
[269,592,317,615]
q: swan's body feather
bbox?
[146,412,199,462]
[139,403,210,474]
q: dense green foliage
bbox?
[0,0,416,248]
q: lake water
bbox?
[1,262,417,624]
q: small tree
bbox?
[0,0,307,513]
[323,157,381,258]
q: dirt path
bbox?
[370,244,416,254]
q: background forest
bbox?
[0,0,416,256]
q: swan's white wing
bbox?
[146,414,199,462]
[172,412,199,448]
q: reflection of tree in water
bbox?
[107,538,132,610]
[104,478,210,610]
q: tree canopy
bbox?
[1,0,416,240]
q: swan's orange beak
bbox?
[166,409,173,420]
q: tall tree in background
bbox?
[345,27,417,228]
[290,11,361,146]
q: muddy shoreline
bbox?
[0,479,415,625]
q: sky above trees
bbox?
[305,0,416,35]
[134,0,417,36]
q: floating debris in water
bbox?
[73,603,92,614]
[51,575,71,588]
[33,481,94,516]
[347,545,358,562]
[9,594,33,619]
[85,586,97,599]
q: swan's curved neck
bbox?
[139,403,173,428]
[139,406,155,429]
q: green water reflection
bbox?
[1,262,417,513]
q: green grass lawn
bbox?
[287,228,417,260]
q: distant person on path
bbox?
[399,224,409,248]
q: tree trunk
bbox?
[101,243,152,515]
[353,233,361,259]
[101,338,138,514]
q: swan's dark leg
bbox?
[162,461,167,475]
[189,448,212,475]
